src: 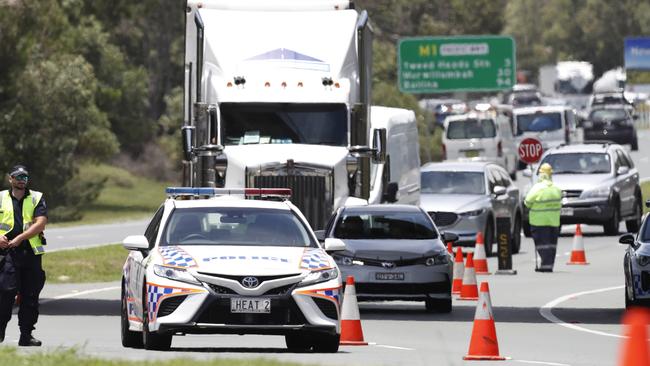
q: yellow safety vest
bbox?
[524,179,562,227]
[0,190,45,255]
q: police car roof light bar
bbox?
[165,187,291,200]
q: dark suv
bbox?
[582,105,638,150]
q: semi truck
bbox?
[180,0,420,229]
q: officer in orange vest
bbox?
[0,165,47,346]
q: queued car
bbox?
[442,110,518,179]
[523,142,642,236]
[582,105,639,151]
[621,200,650,308]
[420,161,522,257]
[316,205,456,313]
[121,187,344,352]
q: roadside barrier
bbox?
[459,252,479,300]
[339,276,368,346]
[567,224,589,265]
[473,232,491,275]
[463,282,506,361]
[447,242,453,255]
[618,307,650,366]
[452,247,465,295]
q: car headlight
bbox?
[459,208,485,217]
[153,264,201,285]
[580,185,610,199]
[637,255,650,267]
[299,268,339,287]
[333,255,363,266]
[420,252,450,266]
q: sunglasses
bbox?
[12,175,29,182]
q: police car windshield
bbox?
[421,171,486,195]
[516,112,562,135]
[446,119,496,139]
[160,207,318,247]
[333,211,438,240]
[540,153,611,174]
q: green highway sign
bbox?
[398,36,516,93]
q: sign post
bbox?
[398,35,516,94]
[495,217,516,275]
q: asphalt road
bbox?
[1,130,646,365]
[46,219,149,251]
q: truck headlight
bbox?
[299,268,339,287]
[637,255,650,267]
[459,208,485,217]
[153,265,201,285]
[580,186,610,199]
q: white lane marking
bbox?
[539,286,624,339]
[374,344,415,351]
[514,360,571,366]
[41,286,120,304]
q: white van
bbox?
[442,111,518,179]
[512,105,579,151]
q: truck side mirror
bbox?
[383,182,399,203]
[373,128,387,163]
[181,125,195,162]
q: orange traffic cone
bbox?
[459,252,479,300]
[473,232,490,275]
[340,276,368,346]
[452,247,465,295]
[619,307,650,366]
[567,224,589,265]
[447,242,453,255]
[464,282,506,360]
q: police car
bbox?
[121,188,344,352]
[622,200,650,308]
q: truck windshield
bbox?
[220,103,347,146]
[420,171,486,195]
[540,153,611,174]
[446,119,496,139]
[160,207,318,247]
[333,211,438,240]
[515,112,562,135]
[589,109,628,122]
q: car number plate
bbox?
[375,272,405,281]
[561,207,574,216]
[230,297,271,314]
[464,150,480,158]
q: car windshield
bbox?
[160,207,317,247]
[421,171,486,195]
[446,119,496,139]
[515,112,562,135]
[221,103,347,146]
[333,211,438,240]
[540,153,611,174]
[589,109,628,122]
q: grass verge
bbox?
[0,348,310,366]
[51,163,172,227]
[643,180,650,215]
[43,244,126,284]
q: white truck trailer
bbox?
[181,0,420,229]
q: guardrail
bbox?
[636,106,650,130]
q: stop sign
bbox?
[518,138,543,164]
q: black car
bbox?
[582,106,638,150]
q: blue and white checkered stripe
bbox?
[159,246,197,268]
[203,255,289,263]
[300,249,332,270]
[318,288,340,304]
[633,274,650,298]
[147,284,174,322]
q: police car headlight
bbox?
[153,265,201,285]
[459,208,485,217]
[637,255,650,267]
[580,185,610,199]
[299,268,339,287]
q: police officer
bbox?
[524,163,562,272]
[0,165,47,346]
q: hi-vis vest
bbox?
[524,179,562,227]
[0,190,45,255]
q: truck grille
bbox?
[428,211,458,227]
[248,165,333,230]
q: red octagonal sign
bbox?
[518,138,543,164]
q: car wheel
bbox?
[425,298,452,313]
[626,198,642,233]
[604,203,620,236]
[631,138,638,151]
[285,332,313,352]
[511,215,522,254]
[523,219,532,238]
[484,220,494,257]
[142,286,172,351]
[311,332,340,353]
[625,277,636,309]
[121,282,143,349]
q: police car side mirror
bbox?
[123,235,149,251]
[619,233,635,245]
[324,238,346,253]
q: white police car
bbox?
[121,188,344,352]
[622,200,650,308]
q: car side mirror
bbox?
[324,238,346,253]
[619,233,635,245]
[314,230,326,243]
[617,166,629,176]
[123,235,149,251]
[522,169,532,178]
[493,185,507,196]
[442,232,459,243]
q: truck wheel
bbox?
[121,282,143,349]
[312,333,340,353]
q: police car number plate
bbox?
[376,272,405,281]
[230,297,271,313]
